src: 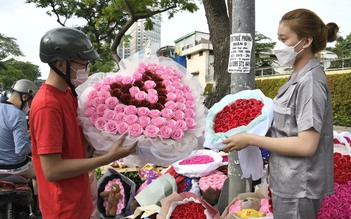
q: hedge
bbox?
[255,71,351,127]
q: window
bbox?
[199,51,203,56]
[187,55,191,59]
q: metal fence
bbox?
[255,57,351,77]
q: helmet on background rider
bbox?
[11,79,38,98]
[11,79,39,111]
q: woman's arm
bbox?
[223,128,320,157]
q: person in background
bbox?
[222,8,338,219]
[0,79,38,178]
[0,90,9,103]
[29,27,137,219]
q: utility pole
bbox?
[227,0,256,203]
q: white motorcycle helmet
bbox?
[11,79,38,111]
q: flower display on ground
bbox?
[77,55,206,166]
[317,148,351,219]
[171,201,206,219]
[199,170,228,191]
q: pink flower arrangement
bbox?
[228,198,273,217]
[84,62,196,141]
[199,170,228,191]
[179,155,214,165]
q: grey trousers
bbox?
[272,194,323,219]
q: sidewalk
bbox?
[333,125,351,134]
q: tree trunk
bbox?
[202,0,231,108]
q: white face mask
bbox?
[273,40,304,66]
[22,102,30,115]
[70,67,90,87]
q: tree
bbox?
[202,0,231,108]
[202,1,275,107]
[329,33,351,58]
[26,0,199,72]
[0,33,24,70]
[0,58,41,89]
[0,33,41,89]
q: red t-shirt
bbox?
[30,83,92,219]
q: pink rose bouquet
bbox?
[77,55,206,166]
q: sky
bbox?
[1,0,350,79]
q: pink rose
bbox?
[116,122,129,134]
[151,117,166,127]
[137,107,150,117]
[94,117,106,131]
[124,114,138,125]
[89,113,100,124]
[135,91,147,101]
[122,76,134,84]
[170,76,180,82]
[176,120,188,131]
[161,108,174,119]
[124,105,137,115]
[105,97,119,109]
[184,92,194,100]
[148,89,157,95]
[103,77,113,84]
[139,62,147,69]
[173,110,185,120]
[114,104,126,113]
[185,117,196,129]
[100,85,111,92]
[159,126,173,139]
[161,75,171,81]
[166,92,177,101]
[114,75,123,82]
[138,116,151,128]
[171,128,184,141]
[144,80,156,89]
[167,85,175,92]
[146,94,158,104]
[93,81,104,90]
[132,72,143,80]
[164,101,177,111]
[85,107,95,117]
[85,99,93,107]
[149,110,161,118]
[88,90,98,99]
[163,80,172,87]
[103,110,116,120]
[144,125,160,138]
[164,68,174,76]
[184,109,195,118]
[172,81,183,89]
[166,119,177,128]
[185,100,195,109]
[128,123,143,137]
[114,112,125,122]
[96,104,108,115]
[129,86,140,97]
[105,120,118,134]
[176,102,186,111]
[155,69,164,75]
[92,97,104,107]
[183,85,191,93]
[176,96,186,103]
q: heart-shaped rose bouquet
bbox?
[77,55,206,166]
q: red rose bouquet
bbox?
[203,89,274,180]
[77,55,207,166]
[158,192,220,219]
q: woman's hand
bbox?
[222,133,252,152]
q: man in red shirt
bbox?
[30,27,137,219]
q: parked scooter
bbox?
[0,173,37,219]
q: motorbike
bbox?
[0,173,38,219]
